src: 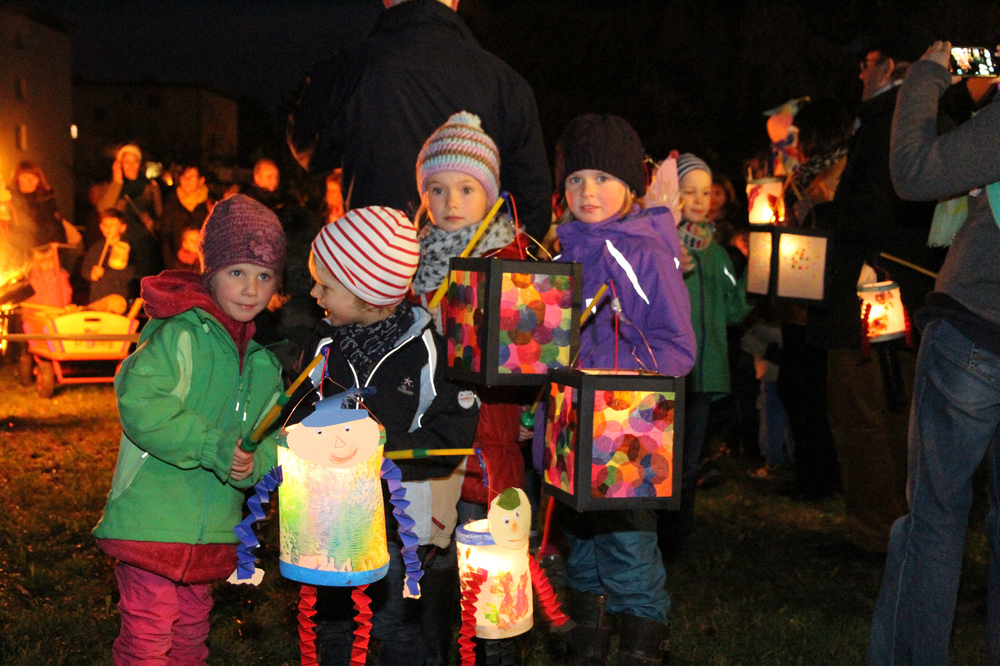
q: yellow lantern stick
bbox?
[426,197,506,309]
[579,283,608,327]
[243,353,325,450]
[385,448,475,460]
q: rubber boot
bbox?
[615,614,671,666]
[563,587,612,666]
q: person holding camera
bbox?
[867,41,1000,665]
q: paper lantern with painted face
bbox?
[277,397,390,586]
[543,369,684,511]
[456,488,533,639]
[443,257,582,386]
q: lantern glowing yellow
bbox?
[859,281,906,342]
[746,227,829,302]
[457,488,533,639]
[277,402,390,586]
[746,177,785,224]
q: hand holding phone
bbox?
[949,46,998,77]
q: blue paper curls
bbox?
[234,465,283,579]
[381,457,424,598]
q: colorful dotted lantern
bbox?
[746,226,829,303]
[859,281,906,343]
[542,369,684,511]
[443,258,582,386]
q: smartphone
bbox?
[949,46,998,77]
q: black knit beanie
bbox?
[555,114,646,197]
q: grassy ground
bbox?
[0,359,990,665]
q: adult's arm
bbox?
[892,55,1000,200]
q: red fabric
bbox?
[113,561,213,665]
[96,538,236,584]
[481,230,529,260]
[461,396,524,506]
[140,270,255,363]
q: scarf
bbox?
[795,147,849,191]
[411,214,516,296]
[677,220,716,251]
[336,300,415,382]
[176,184,208,213]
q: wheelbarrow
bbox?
[19,298,144,398]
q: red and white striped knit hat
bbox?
[311,206,419,307]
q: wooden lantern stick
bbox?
[426,196,506,309]
[384,448,475,460]
[243,353,325,450]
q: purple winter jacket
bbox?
[557,205,696,376]
[532,205,695,470]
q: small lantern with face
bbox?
[456,488,569,664]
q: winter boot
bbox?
[615,614,671,665]
[563,587,612,666]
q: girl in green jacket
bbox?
[93,195,286,665]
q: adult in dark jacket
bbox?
[160,163,209,270]
[9,160,70,266]
[287,0,552,242]
[806,38,929,554]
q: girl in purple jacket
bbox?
[548,114,695,665]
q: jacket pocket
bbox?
[108,435,149,500]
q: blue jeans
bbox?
[758,381,794,467]
[867,319,1000,665]
[561,507,670,622]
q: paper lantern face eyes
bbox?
[487,488,530,549]
[285,416,380,469]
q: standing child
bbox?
[92,194,286,665]
[410,111,530,661]
[663,154,751,552]
[412,111,528,513]
[291,205,479,666]
[546,114,696,666]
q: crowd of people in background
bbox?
[4,0,1000,664]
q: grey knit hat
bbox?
[555,114,647,196]
[200,194,286,286]
[676,153,712,183]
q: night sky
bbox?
[16,0,1000,180]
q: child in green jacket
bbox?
[93,194,286,665]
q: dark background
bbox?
[17,0,1000,184]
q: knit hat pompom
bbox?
[676,153,712,183]
[555,114,646,197]
[200,194,286,287]
[416,111,500,204]
[312,206,420,307]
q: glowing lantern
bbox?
[746,226,829,303]
[747,177,785,224]
[457,489,533,640]
[277,405,391,586]
[859,281,906,342]
[233,391,423,664]
[443,258,582,386]
[542,369,683,511]
[456,488,569,663]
